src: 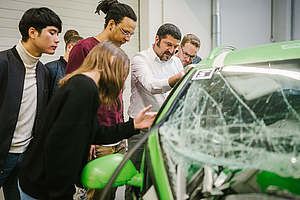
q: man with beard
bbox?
[126,23,185,200]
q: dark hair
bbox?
[156,23,181,43]
[19,7,62,42]
[95,0,137,28]
[64,29,80,43]
[181,34,201,49]
[65,35,84,50]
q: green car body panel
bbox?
[147,130,174,200]
[223,41,300,65]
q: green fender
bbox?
[81,153,140,189]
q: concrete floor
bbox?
[0,186,124,200]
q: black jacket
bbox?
[19,74,137,199]
[45,56,67,99]
[0,46,50,171]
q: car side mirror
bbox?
[81,153,141,189]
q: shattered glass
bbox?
[159,60,300,194]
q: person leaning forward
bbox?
[126,23,187,200]
[65,1,137,199]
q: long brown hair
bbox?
[59,40,129,110]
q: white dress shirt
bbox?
[128,46,183,118]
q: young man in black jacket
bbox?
[46,32,83,99]
[0,7,62,200]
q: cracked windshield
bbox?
[159,59,300,192]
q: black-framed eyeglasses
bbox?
[181,47,196,59]
[117,24,135,39]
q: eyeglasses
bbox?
[181,47,196,59]
[117,24,135,39]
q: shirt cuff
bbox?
[162,78,172,92]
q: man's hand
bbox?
[168,69,185,87]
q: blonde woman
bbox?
[18,40,156,200]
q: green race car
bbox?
[82,40,300,200]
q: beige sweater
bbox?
[9,41,40,153]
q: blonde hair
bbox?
[59,40,129,110]
[181,34,201,49]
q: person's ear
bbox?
[107,19,115,31]
[67,44,73,53]
[154,35,159,45]
[28,27,37,40]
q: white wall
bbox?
[140,0,212,58]
[293,0,300,40]
[273,0,300,42]
[140,0,272,59]
[163,0,212,59]
[221,0,271,49]
[139,0,163,51]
